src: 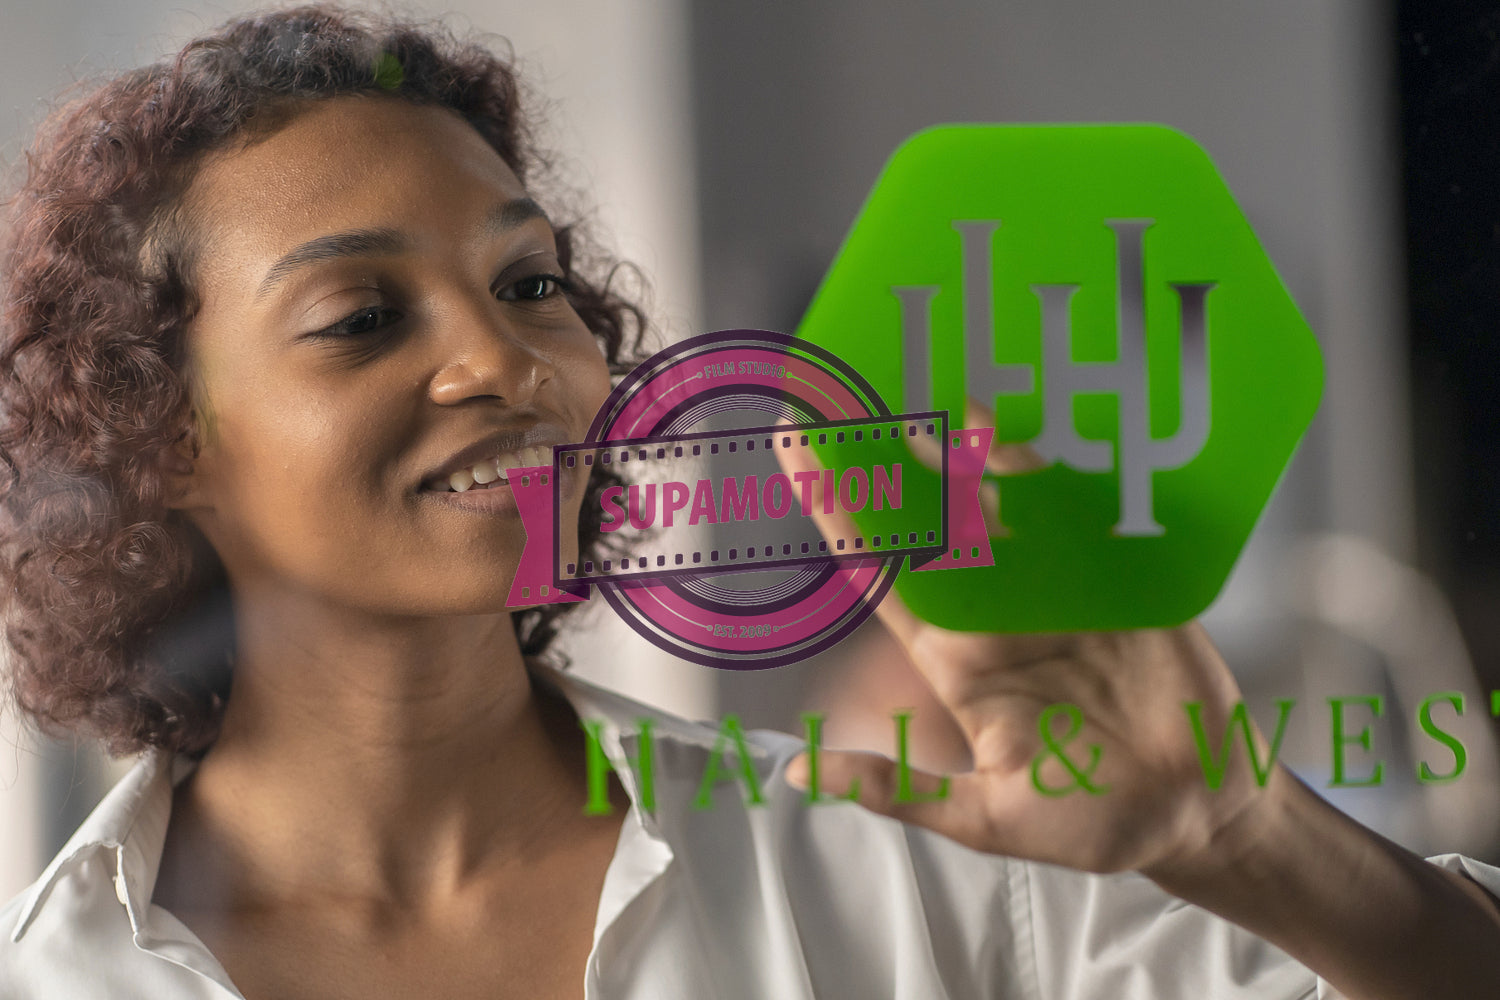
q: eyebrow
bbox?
[484,196,551,237]
[254,198,552,300]
[256,228,407,299]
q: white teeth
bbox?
[471,459,499,484]
[516,445,553,469]
[429,445,558,493]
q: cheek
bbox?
[581,353,612,414]
[555,330,615,424]
[204,383,401,534]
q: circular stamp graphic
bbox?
[584,330,900,669]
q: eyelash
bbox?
[496,273,572,303]
[308,272,573,339]
[311,305,402,340]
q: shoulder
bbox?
[551,668,1032,994]
[0,751,217,999]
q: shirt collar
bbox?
[9,663,747,943]
[10,745,176,942]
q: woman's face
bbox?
[174,95,610,618]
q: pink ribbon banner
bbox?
[506,414,994,609]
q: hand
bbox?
[776,405,1276,878]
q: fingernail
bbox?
[783,752,811,790]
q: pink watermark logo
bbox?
[506,330,991,668]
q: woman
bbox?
[0,6,1496,998]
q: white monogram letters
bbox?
[896,220,1213,536]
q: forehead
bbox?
[185,96,527,289]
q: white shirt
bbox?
[1,666,1495,999]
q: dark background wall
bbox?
[1399,2,1500,688]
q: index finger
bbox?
[772,420,929,651]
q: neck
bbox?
[175,590,599,907]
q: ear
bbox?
[163,429,211,512]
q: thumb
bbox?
[783,749,984,844]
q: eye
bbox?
[308,305,402,339]
[497,273,571,302]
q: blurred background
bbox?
[4,0,1500,900]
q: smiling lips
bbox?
[424,445,556,493]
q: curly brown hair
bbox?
[0,5,645,757]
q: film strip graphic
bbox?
[506,412,993,607]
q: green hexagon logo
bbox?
[796,125,1323,632]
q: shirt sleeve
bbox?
[1312,854,1500,1000]
[1023,852,1500,1000]
[1021,860,1319,1000]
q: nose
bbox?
[427,298,557,407]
